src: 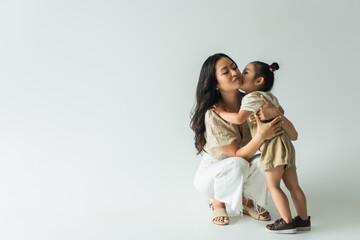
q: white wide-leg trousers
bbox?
[194,153,268,215]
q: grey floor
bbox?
[1,163,359,240]
[121,187,359,240]
[1,147,359,240]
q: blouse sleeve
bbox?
[205,110,238,147]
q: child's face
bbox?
[240,63,261,93]
[215,57,242,92]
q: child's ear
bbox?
[255,77,264,86]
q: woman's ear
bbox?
[255,77,264,86]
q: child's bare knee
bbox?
[267,184,281,192]
[286,183,300,192]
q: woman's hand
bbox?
[224,115,284,161]
[257,95,282,121]
[255,115,283,141]
[249,95,282,123]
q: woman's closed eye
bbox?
[222,66,237,75]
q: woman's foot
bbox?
[210,199,229,225]
[243,197,271,221]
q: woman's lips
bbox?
[234,77,241,82]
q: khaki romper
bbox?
[242,91,296,172]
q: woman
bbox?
[190,53,290,225]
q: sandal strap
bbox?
[210,208,228,221]
[243,204,270,221]
[243,205,258,219]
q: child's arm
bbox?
[220,110,253,125]
[219,116,283,160]
[213,104,252,125]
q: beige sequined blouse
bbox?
[204,109,252,160]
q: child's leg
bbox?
[282,170,308,220]
[265,165,293,223]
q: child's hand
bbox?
[212,104,224,115]
[249,114,257,124]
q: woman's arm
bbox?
[256,95,283,120]
[277,111,298,141]
[255,96,298,141]
[219,116,283,161]
[213,104,252,125]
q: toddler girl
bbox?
[214,61,310,234]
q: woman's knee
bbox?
[230,157,249,173]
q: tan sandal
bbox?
[209,201,229,225]
[243,204,271,221]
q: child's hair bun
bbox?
[270,62,279,71]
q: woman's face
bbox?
[215,57,242,92]
[239,63,258,93]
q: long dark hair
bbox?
[190,53,237,154]
[251,61,279,91]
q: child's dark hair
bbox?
[251,61,279,91]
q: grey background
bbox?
[0,0,359,239]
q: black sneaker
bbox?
[265,218,297,234]
[294,216,311,231]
